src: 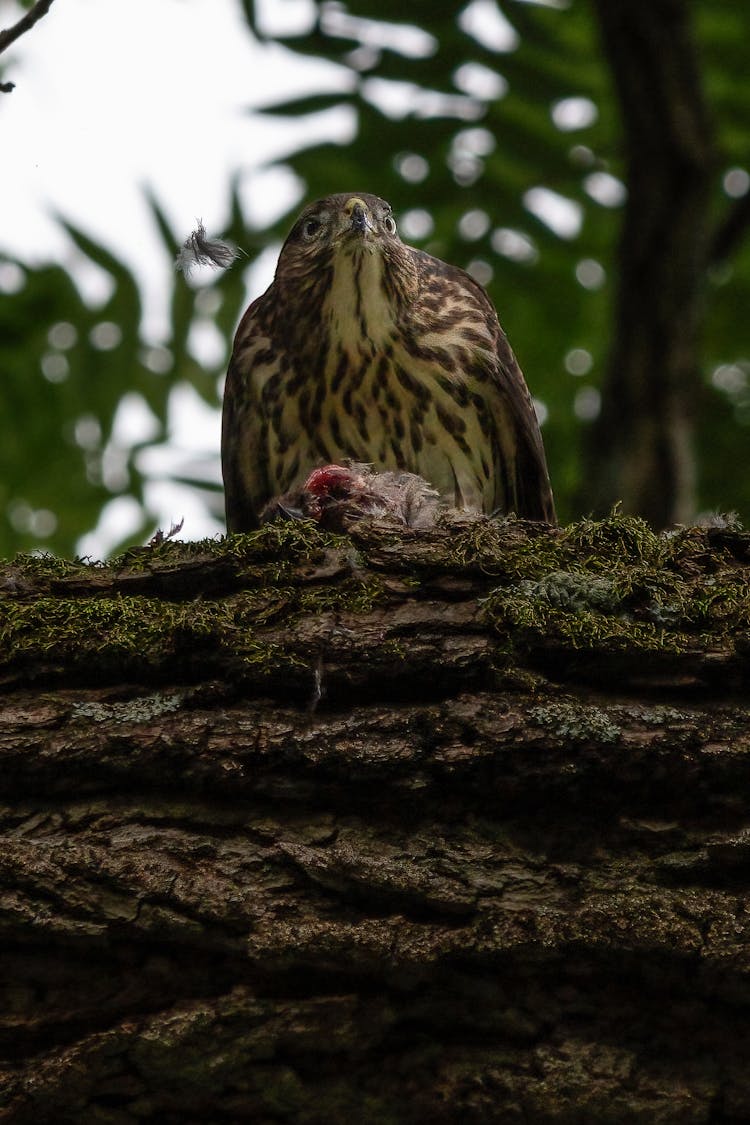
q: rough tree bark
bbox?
[1,512,749,1123]
[584,0,715,525]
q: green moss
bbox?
[1,515,748,685]
[473,515,750,657]
[106,524,350,587]
[0,560,389,683]
[0,593,283,680]
[482,584,688,655]
[432,517,569,580]
[0,551,99,584]
[562,511,668,563]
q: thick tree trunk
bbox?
[1,514,749,1123]
[584,0,715,525]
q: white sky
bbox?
[1,0,352,554]
[1,0,350,317]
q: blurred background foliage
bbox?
[1,0,748,558]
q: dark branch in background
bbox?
[0,0,56,92]
[709,191,750,267]
[582,0,715,526]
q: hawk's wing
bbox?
[221,294,270,532]
[490,329,556,523]
[415,252,555,523]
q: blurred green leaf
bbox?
[253,92,354,116]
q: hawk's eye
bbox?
[303,218,322,239]
[383,215,397,235]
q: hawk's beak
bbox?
[344,197,374,237]
[350,204,368,232]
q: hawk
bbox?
[222,192,555,530]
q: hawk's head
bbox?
[271,194,420,346]
[287,192,399,257]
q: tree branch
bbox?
[1,519,750,1121]
[582,0,715,526]
[0,0,56,92]
[709,190,750,266]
